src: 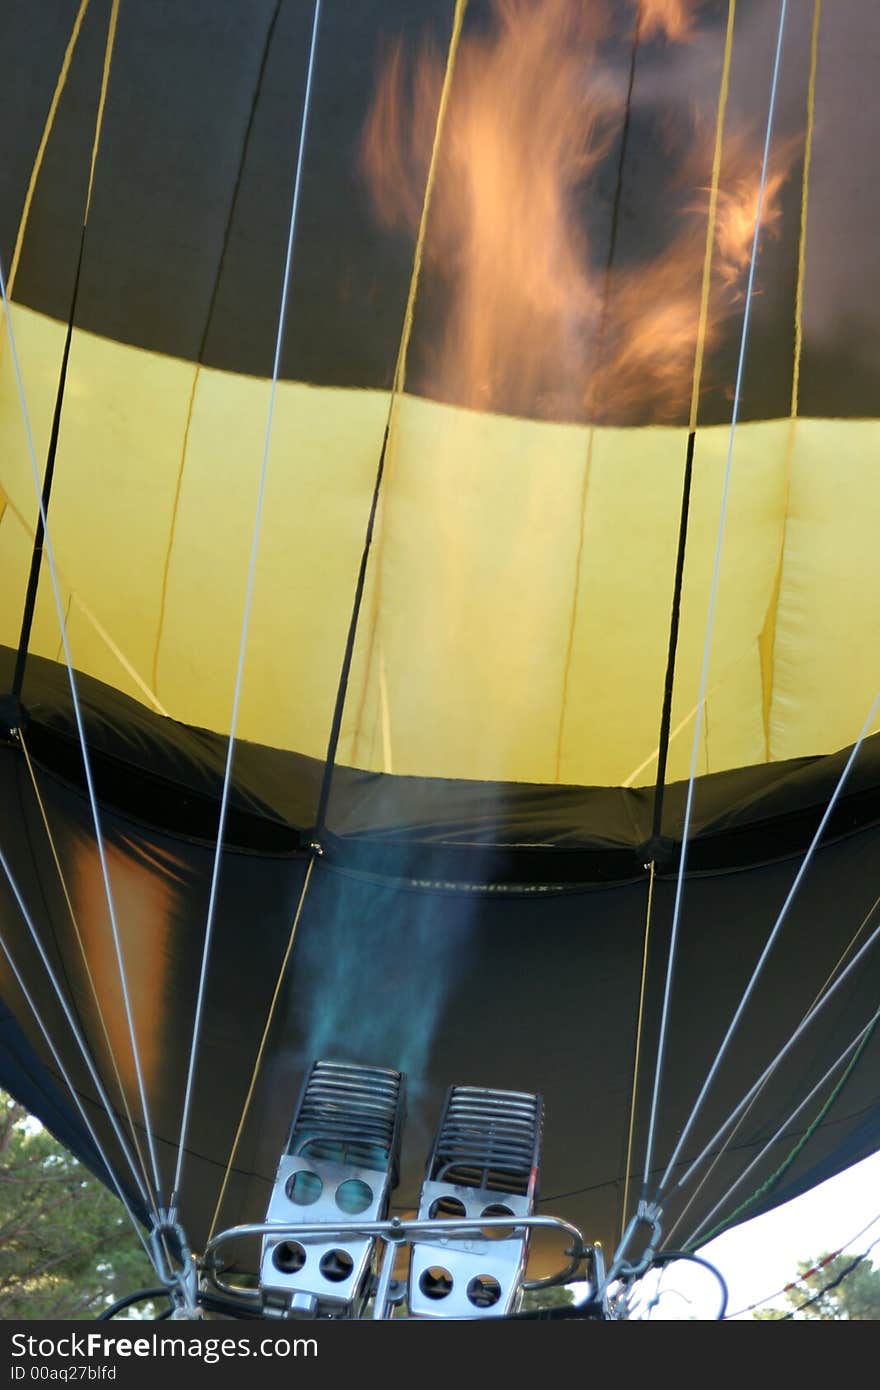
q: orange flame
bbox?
[362,0,796,424]
[713,132,793,288]
[639,0,700,43]
[71,829,183,1099]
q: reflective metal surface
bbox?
[260,1060,406,1316]
[408,1086,543,1319]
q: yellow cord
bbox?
[556,2,736,779]
[688,0,737,432]
[349,0,469,763]
[19,730,157,1215]
[211,1,469,1239]
[790,0,822,424]
[760,0,822,756]
[619,9,737,1235]
[6,0,92,297]
[388,0,468,403]
[666,883,879,1248]
[85,0,121,217]
[207,855,316,1241]
[621,858,657,1239]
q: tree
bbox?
[520,1282,575,1311]
[753,1251,880,1320]
[0,1092,158,1319]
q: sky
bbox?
[695,1150,880,1319]
[601,1150,880,1319]
[566,1152,880,1319]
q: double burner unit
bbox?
[249,1058,571,1319]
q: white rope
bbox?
[660,684,880,1189]
[17,734,157,1209]
[0,843,154,1248]
[0,930,155,1269]
[641,0,790,1194]
[685,1004,880,1251]
[663,886,880,1247]
[0,261,163,1208]
[673,904,880,1195]
[171,0,324,1207]
[725,1209,880,1318]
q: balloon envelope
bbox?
[0,0,879,1265]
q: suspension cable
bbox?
[690,1015,877,1250]
[314,0,469,828]
[671,904,880,1196]
[171,0,324,1210]
[207,856,315,1242]
[18,733,156,1208]
[0,258,163,1210]
[725,1211,880,1318]
[623,0,736,1222]
[660,683,880,1193]
[152,0,284,696]
[2,0,91,302]
[640,0,790,1199]
[650,0,738,843]
[665,886,880,1246]
[779,1234,880,1319]
[0,843,152,1224]
[555,0,649,781]
[620,858,657,1239]
[0,918,155,1270]
[683,1004,880,1250]
[12,0,119,700]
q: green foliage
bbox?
[753,1251,880,1320]
[0,1092,157,1319]
[519,1281,576,1311]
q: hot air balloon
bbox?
[1,0,879,1320]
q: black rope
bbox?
[316,6,649,841]
[593,3,642,400]
[313,420,391,838]
[689,1014,880,1251]
[13,2,283,708]
[12,223,88,701]
[98,1286,172,1320]
[313,1,467,840]
[778,1235,880,1320]
[154,2,284,700]
[600,4,654,1237]
[645,1249,728,1320]
[196,0,283,368]
[556,4,642,796]
[650,428,696,846]
[725,1213,880,1318]
[197,1290,269,1320]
